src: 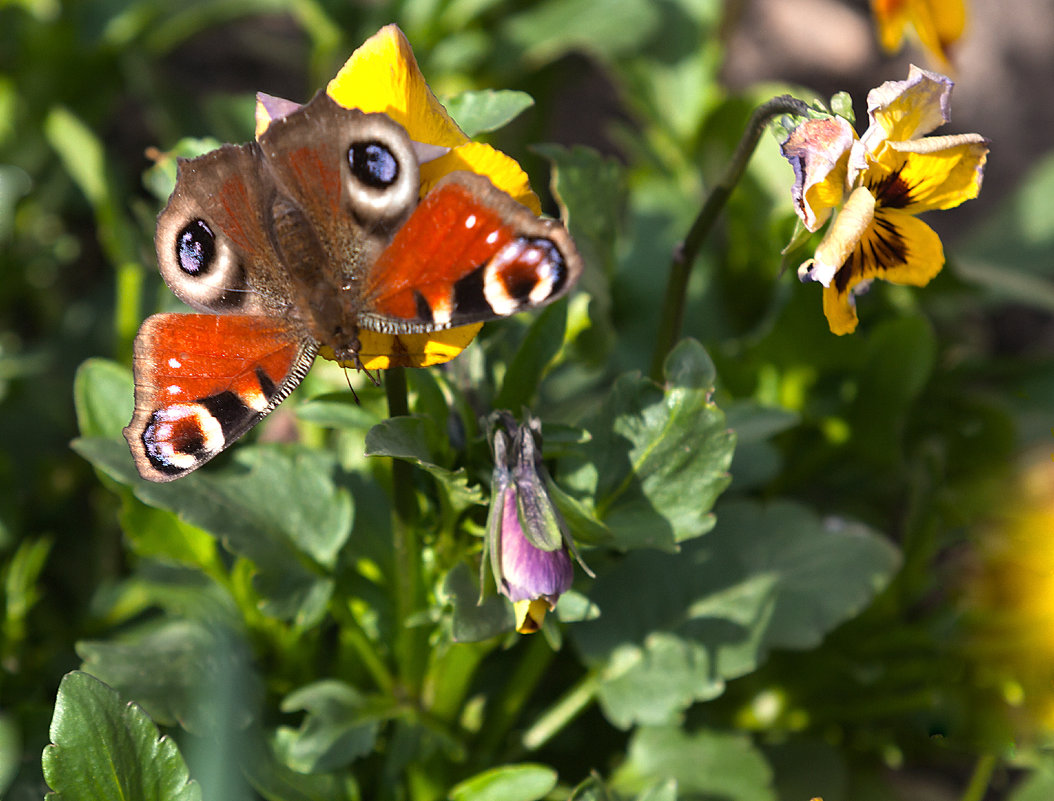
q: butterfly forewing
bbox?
[124,314,315,482]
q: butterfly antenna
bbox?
[341,365,361,405]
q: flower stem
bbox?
[959,753,997,801]
[520,669,600,751]
[386,367,425,692]
[472,634,555,767]
[331,598,396,694]
[648,95,813,382]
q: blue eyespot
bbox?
[348,141,399,188]
[177,220,215,275]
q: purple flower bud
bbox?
[483,412,586,634]
[499,490,574,606]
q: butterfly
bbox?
[123,91,582,482]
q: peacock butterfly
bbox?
[124,90,581,482]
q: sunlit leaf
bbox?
[72,438,352,627]
[573,499,900,726]
[611,727,773,801]
[42,672,201,801]
[445,89,534,137]
[561,340,734,550]
[449,763,558,801]
[276,681,383,773]
[77,620,258,735]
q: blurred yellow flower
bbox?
[965,454,1054,734]
[781,66,988,334]
[871,0,967,68]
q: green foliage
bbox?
[444,90,535,138]
[42,672,201,801]
[2,1,1051,800]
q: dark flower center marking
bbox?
[869,164,915,210]
[837,212,908,291]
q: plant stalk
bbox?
[649,95,813,382]
[386,367,426,693]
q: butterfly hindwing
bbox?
[359,171,582,334]
[124,313,316,482]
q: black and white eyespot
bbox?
[156,210,250,312]
[348,141,399,188]
[341,113,419,226]
[141,402,225,475]
[481,236,570,316]
[176,219,215,275]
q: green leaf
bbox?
[296,393,381,429]
[444,89,534,137]
[849,316,936,464]
[494,300,569,410]
[77,620,258,735]
[562,339,735,550]
[0,164,31,242]
[635,780,677,801]
[961,151,1054,282]
[441,562,513,642]
[44,108,107,207]
[42,671,201,801]
[364,416,436,464]
[72,438,353,627]
[118,499,219,569]
[724,401,799,490]
[503,0,660,64]
[1011,764,1054,801]
[276,681,382,773]
[365,417,486,511]
[533,146,623,326]
[611,727,773,801]
[572,499,900,727]
[74,358,134,440]
[449,763,558,801]
[241,738,351,801]
[0,713,19,798]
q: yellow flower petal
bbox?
[804,186,877,287]
[908,0,966,67]
[326,24,467,148]
[513,598,552,634]
[780,117,855,232]
[871,0,911,53]
[319,324,485,370]
[870,0,966,67]
[878,133,988,212]
[861,64,952,149]
[421,142,542,214]
[821,210,944,335]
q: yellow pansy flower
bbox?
[870,0,967,68]
[256,25,543,369]
[781,65,988,335]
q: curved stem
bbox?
[959,753,997,801]
[649,95,813,382]
[386,367,426,692]
[520,669,600,752]
[471,634,555,767]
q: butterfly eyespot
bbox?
[176,220,216,276]
[348,141,399,188]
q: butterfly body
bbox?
[125,91,581,482]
